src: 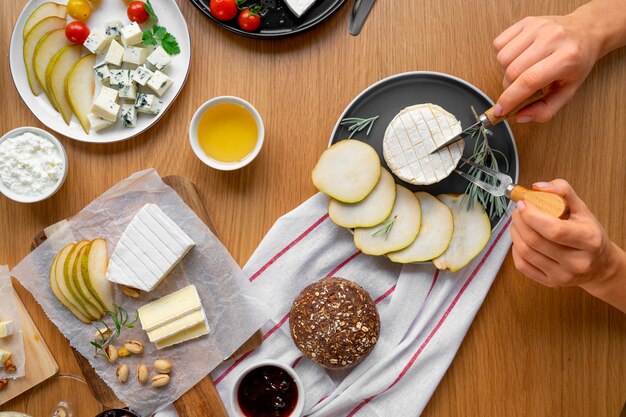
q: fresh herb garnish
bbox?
[143,0,159,23]
[461,107,510,219]
[340,116,379,138]
[90,305,138,358]
[372,215,397,240]
[142,25,180,55]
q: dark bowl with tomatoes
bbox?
[189,0,346,38]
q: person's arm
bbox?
[510,179,626,313]
[492,0,626,123]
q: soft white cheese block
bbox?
[106,204,195,292]
[104,39,124,66]
[91,89,120,122]
[120,22,143,46]
[105,20,123,38]
[119,82,137,101]
[284,0,317,18]
[146,70,173,97]
[83,29,110,54]
[0,321,14,338]
[123,46,148,66]
[0,348,11,363]
[94,62,110,83]
[147,309,206,343]
[132,65,154,86]
[109,69,132,87]
[134,93,162,115]
[120,103,137,127]
[383,103,464,185]
[138,285,202,331]
[155,318,210,349]
[87,113,114,132]
[146,46,171,71]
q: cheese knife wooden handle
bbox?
[483,86,552,126]
[509,185,570,219]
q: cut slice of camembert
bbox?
[106,204,195,292]
[138,285,202,331]
[0,321,14,338]
[284,0,317,18]
[383,103,464,185]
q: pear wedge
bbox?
[73,244,105,319]
[50,243,91,323]
[312,140,381,203]
[23,2,67,39]
[64,240,101,321]
[388,192,454,263]
[329,169,396,228]
[354,185,422,256]
[23,16,66,96]
[65,54,95,134]
[34,28,70,104]
[46,45,82,124]
[432,195,492,272]
[81,239,114,312]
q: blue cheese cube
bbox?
[118,82,137,101]
[98,86,119,103]
[87,113,114,132]
[94,62,110,83]
[104,40,124,66]
[120,104,137,127]
[109,69,132,87]
[83,29,110,54]
[120,22,143,46]
[134,93,163,115]
[91,94,120,122]
[146,46,171,71]
[105,20,123,38]
[146,70,173,97]
[132,65,153,86]
[123,46,148,66]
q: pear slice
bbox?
[64,240,101,321]
[34,28,70,104]
[23,16,66,96]
[65,54,95,134]
[329,169,396,228]
[23,2,67,39]
[354,185,422,255]
[50,243,91,323]
[46,45,82,124]
[312,140,381,203]
[388,192,454,263]
[81,239,114,312]
[74,244,105,319]
[432,194,492,272]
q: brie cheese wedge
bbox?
[106,204,195,292]
[284,0,316,18]
[383,103,464,185]
[138,285,202,331]
[147,309,206,343]
[0,321,14,338]
[155,319,210,349]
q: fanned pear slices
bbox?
[354,185,421,256]
[329,169,396,228]
[66,54,96,134]
[312,140,381,203]
[33,28,70,102]
[46,45,82,124]
[23,16,66,96]
[433,194,492,272]
[388,192,454,263]
[23,2,67,39]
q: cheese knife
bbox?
[349,0,377,36]
[430,87,550,154]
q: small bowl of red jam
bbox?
[231,360,305,417]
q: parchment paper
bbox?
[10,169,269,416]
[0,265,25,379]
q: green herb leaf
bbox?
[372,215,397,240]
[144,0,159,22]
[340,116,379,138]
[142,29,157,45]
[91,305,138,358]
[161,33,180,55]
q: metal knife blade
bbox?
[349,0,377,36]
[430,120,483,154]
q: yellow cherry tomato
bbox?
[67,0,92,21]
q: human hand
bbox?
[492,15,601,123]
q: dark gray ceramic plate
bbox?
[189,0,345,38]
[329,71,519,230]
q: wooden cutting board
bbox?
[31,176,263,416]
[0,289,58,405]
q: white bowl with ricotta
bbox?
[0,127,68,203]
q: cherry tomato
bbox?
[65,21,91,44]
[127,1,150,24]
[67,0,92,21]
[209,0,238,21]
[238,7,261,32]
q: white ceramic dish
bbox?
[0,126,68,203]
[189,96,265,171]
[230,359,305,417]
[9,0,191,143]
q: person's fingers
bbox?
[503,42,554,87]
[517,201,588,249]
[496,31,535,69]
[512,83,579,123]
[495,54,561,116]
[531,179,589,213]
[510,225,562,272]
[493,18,529,51]
[512,210,569,261]
[512,246,549,283]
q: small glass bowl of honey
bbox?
[189,96,264,170]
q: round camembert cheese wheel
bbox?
[383,103,464,185]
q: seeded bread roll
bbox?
[289,277,380,369]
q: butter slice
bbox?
[0,321,14,338]
[155,319,210,349]
[138,285,202,331]
[0,348,11,363]
[147,309,206,343]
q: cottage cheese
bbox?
[0,132,64,196]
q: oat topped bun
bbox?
[289,277,380,369]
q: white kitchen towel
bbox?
[211,192,513,416]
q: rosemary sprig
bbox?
[90,305,138,358]
[340,116,379,138]
[372,215,397,240]
[461,107,510,219]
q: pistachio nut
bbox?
[153,359,172,374]
[137,363,149,385]
[104,345,118,363]
[122,286,141,298]
[116,364,129,383]
[151,374,170,388]
[124,340,144,355]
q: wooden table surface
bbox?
[1,0,625,415]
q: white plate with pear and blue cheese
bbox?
[10,0,191,143]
